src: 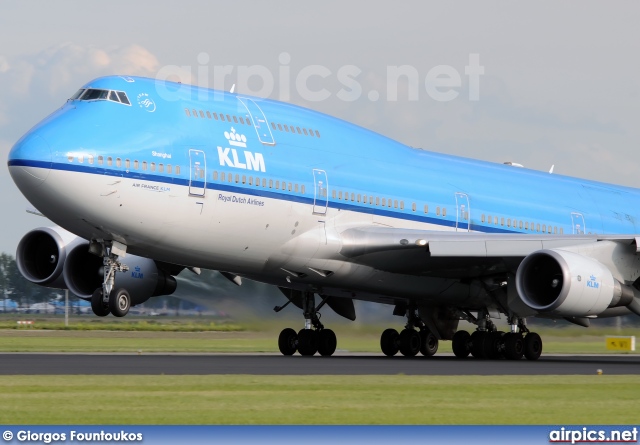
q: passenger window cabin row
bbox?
[270,121,321,138]
[66,153,181,176]
[212,170,306,194]
[185,108,252,126]
[64,154,564,234]
[480,213,564,234]
[184,108,322,139]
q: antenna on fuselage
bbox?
[549,164,555,174]
[230,84,236,94]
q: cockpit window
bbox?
[69,88,131,106]
[116,91,130,105]
[81,89,109,101]
[69,89,85,100]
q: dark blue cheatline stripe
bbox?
[8,159,519,235]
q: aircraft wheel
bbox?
[452,330,471,358]
[420,329,439,357]
[399,329,421,357]
[278,328,298,356]
[90,288,110,317]
[503,333,524,360]
[380,328,399,356]
[297,329,318,356]
[470,331,487,359]
[109,288,131,318]
[317,329,337,357]
[483,331,504,360]
[524,332,542,361]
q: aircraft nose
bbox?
[7,132,52,190]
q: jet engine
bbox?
[515,249,635,317]
[15,227,81,289]
[16,227,177,305]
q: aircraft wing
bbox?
[338,227,639,278]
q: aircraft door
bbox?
[237,97,276,145]
[189,149,206,196]
[313,169,328,215]
[455,192,470,232]
[571,212,586,234]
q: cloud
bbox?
[0,56,8,73]
[19,43,158,97]
[0,43,159,142]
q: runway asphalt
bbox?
[0,353,639,375]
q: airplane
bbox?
[8,75,640,361]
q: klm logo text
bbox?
[586,274,599,289]
[217,146,266,172]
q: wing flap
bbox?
[339,226,637,276]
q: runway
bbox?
[1,353,639,375]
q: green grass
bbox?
[0,375,637,424]
[0,326,638,354]
[0,319,243,332]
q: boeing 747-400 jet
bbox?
[8,76,640,360]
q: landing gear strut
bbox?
[89,240,131,317]
[379,306,438,358]
[276,291,337,357]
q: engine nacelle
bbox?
[16,227,82,289]
[17,227,177,305]
[515,249,622,317]
[63,243,177,305]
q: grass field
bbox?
[0,324,638,354]
[0,375,637,424]
[0,319,638,425]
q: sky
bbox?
[1,1,639,254]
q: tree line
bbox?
[0,252,64,310]
[0,252,204,314]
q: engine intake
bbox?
[16,227,79,288]
[516,249,628,317]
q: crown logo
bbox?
[224,128,247,148]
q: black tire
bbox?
[452,330,471,358]
[278,328,298,356]
[317,329,337,357]
[524,332,542,361]
[420,329,439,357]
[399,329,421,357]
[483,331,504,360]
[109,288,131,317]
[503,333,524,360]
[470,331,487,359]
[297,329,318,356]
[380,328,399,356]
[90,288,110,317]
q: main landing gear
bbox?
[90,241,132,318]
[451,316,542,361]
[277,292,337,357]
[379,308,439,358]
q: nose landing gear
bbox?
[89,240,131,317]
